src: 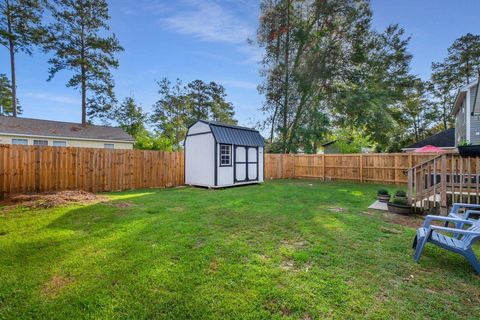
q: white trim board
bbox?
[0,132,135,144]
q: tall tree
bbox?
[401,79,435,142]
[151,78,190,150]
[427,79,455,131]
[333,24,414,149]
[0,73,21,115]
[151,78,237,150]
[0,0,46,117]
[46,0,123,126]
[257,0,413,153]
[186,80,236,124]
[429,33,480,131]
[114,96,147,138]
[432,33,480,87]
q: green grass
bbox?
[0,180,479,319]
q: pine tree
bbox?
[115,96,147,138]
[151,78,237,150]
[432,33,480,86]
[0,73,21,115]
[430,33,480,130]
[46,0,123,126]
[0,0,46,117]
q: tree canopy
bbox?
[151,78,237,150]
[46,0,123,125]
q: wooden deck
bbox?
[408,153,480,213]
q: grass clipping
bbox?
[2,191,107,209]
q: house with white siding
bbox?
[0,116,135,149]
[453,79,480,146]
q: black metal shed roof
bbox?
[405,128,455,149]
[198,120,265,147]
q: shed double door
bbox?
[234,146,258,182]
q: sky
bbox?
[0,0,479,129]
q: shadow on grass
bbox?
[2,181,479,318]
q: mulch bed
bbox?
[0,190,108,209]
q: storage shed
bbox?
[185,120,265,188]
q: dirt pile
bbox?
[1,190,108,209]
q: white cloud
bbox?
[161,0,253,44]
[160,0,261,63]
[26,92,79,105]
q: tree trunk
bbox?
[81,68,86,126]
[466,56,471,84]
[6,1,17,117]
[282,0,290,153]
[80,11,86,126]
[442,103,448,130]
[9,40,17,117]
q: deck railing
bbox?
[408,153,480,213]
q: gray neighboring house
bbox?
[453,79,480,145]
[0,116,135,149]
[318,140,373,154]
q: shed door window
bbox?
[220,144,231,166]
[104,143,114,149]
[33,140,48,146]
[12,138,28,145]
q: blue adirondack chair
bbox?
[447,203,480,238]
[448,203,480,227]
[412,216,480,274]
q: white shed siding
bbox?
[185,120,264,188]
[258,147,264,182]
[188,121,211,134]
[185,133,215,187]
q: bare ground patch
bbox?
[280,259,313,272]
[365,210,425,229]
[380,211,425,229]
[41,275,74,298]
[1,191,108,210]
[103,201,136,208]
[280,238,308,250]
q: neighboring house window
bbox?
[53,141,67,147]
[104,143,114,149]
[33,140,48,146]
[220,144,231,166]
[12,138,28,145]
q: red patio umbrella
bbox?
[413,145,445,153]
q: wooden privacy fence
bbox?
[0,145,184,195]
[1,144,442,196]
[263,153,441,184]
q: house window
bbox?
[53,141,67,147]
[12,138,28,145]
[220,144,231,166]
[104,143,114,149]
[33,140,48,146]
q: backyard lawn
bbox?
[0,180,479,319]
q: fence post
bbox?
[440,154,447,212]
[292,154,297,179]
[34,146,40,193]
[359,154,363,183]
[407,167,413,205]
[322,155,325,181]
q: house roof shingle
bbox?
[0,116,135,142]
[405,128,455,149]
